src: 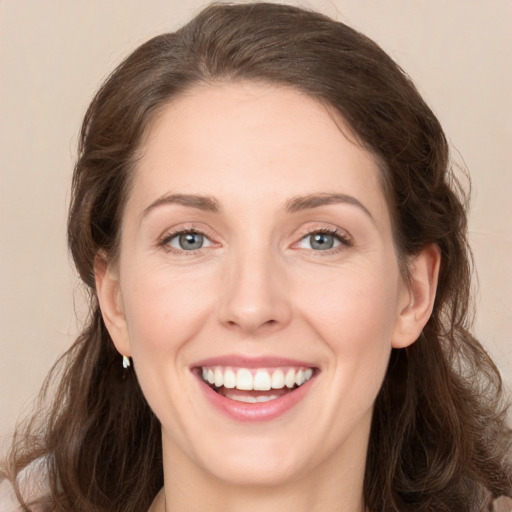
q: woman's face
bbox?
[100,82,416,488]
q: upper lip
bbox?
[192,354,317,369]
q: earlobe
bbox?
[94,252,131,357]
[392,244,441,349]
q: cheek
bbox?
[117,264,217,432]
[120,262,218,358]
[298,263,400,344]
[295,263,400,401]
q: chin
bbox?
[203,454,306,488]
[184,432,313,488]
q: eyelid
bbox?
[167,231,213,250]
[290,224,353,252]
[157,223,221,253]
[155,222,351,254]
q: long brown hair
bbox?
[2,3,511,511]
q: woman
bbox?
[1,3,511,511]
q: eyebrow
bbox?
[141,191,372,221]
[142,193,221,217]
[285,193,373,220]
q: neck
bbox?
[152,479,366,512]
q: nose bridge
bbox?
[218,237,290,333]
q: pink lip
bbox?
[192,354,315,369]
[196,378,315,422]
[191,355,318,422]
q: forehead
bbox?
[128,81,390,225]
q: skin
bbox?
[95,82,440,512]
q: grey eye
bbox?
[168,232,211,251]
[310,233,335,250]
[298,232,342,251]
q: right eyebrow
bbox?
[141,193,221,219]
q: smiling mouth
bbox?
[198,366,315,403]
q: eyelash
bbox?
[158,226,352,254]
[293,227,352,255]
[158,227,217,255]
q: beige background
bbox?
[1,0,511,451]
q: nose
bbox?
[217,247,292,335]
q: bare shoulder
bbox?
[0,477,23,512]
[488,496,512,512]
[0,458,51,512]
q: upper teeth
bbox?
[201,367,314,391]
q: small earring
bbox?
[122,355,131,369]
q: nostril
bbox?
[226,318,278,329]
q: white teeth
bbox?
[285,369,296,388]
[253,370,272,390]
[223,369,236,389]
[200,365,314,392]
[234,395,258,404]
[271,369,285,389]
[236,369,253,390]
[214,367,223,387]
[254,394,278,403]
[236,394,279,403]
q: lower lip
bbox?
[196,374,316,422]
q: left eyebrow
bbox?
[142,193,221,219]
[285,193,373,221]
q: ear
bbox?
[94,252,131,358]
[392,244,441,349]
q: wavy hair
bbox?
[2,3,511,511]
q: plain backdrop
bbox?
[1,0,511,452]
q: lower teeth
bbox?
[230,394,280,403]
[214,385,296,403]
